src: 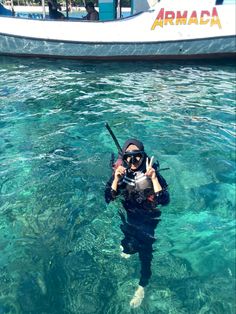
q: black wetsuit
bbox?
[105,160,169,287]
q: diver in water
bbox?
[105,135,170,308]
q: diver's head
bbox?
[122,139,146,170]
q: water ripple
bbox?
[0,58,235,314]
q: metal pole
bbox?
[117,0,121,19]
[65,0,69,18]
[10,0,14,13]
[42,0,46,18]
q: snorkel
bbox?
[105,122,134,170]
[105,122,123,156]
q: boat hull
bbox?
[0,33,235,60]
[0,2,235,60]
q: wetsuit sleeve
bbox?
[104,176,118,203]
[155,172,170,206]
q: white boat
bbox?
[0,0,235,60]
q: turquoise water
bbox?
[0,57,235,313]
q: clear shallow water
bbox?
[0,57,235,314]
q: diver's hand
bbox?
[145,156,156,180]
[114,166,126,180]
[145,156,162,193]
[111,166,126,192]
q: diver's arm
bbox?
[149,170,170,205]
[146,158,170,205]
[105,166,125,203]
[155,172,170,205]
[145,164,162,193]
[146,168,170,205]
[111,177,119,192]
[105,176,116,203]
[151,176,162,194]
[111,166,126,192]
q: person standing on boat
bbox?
[83,1,99,20]
[48,0,65,19]
[0,2,14,16]
[105,138,170,308]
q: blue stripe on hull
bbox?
[0,34,235,60]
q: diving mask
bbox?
[122,150,145,167]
